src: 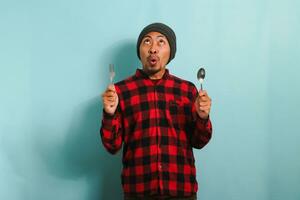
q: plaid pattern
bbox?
[100,69,212,198]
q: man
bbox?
[100,23,212,200]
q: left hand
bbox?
[194,90,211,119]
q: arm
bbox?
[100,84,123,154]
[190,85,213,149]
[100,108,123,154]
[190,105,212,149]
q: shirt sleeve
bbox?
[100,107,123,154]
[189,85,213,149]
[190,105,213,149]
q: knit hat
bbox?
[137,22,176,64]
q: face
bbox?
[139,32,170,78]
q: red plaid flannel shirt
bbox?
[100,69,212,198]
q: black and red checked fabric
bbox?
[100,69,212,198]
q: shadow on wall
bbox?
[59,98,124,200]
[35,40,139,199]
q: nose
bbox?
[148,44,158,54]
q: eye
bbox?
[158,39,165,46]
[143,39,151,45]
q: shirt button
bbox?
[158,164,162,170]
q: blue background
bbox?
[1,0,299,199]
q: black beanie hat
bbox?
[137,22,176,64]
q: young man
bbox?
[101,23,212,200]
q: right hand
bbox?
[102,84,119,116]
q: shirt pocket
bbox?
[166,100,185,130]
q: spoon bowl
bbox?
[197,67,205,81]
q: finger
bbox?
[199,104,209,110]
[198,90,207,97]
[107,84,116,92]
[104,96,116,103]
[105,89,116,95]
[103,99,111,105]
[104,98,114,103]
[200,102,210,107]
[199,105,210,112]
[108,97,116,102]
[103,91,116,98]
[107,91,117,96]
[103,94,116,101]
[104,100,116,107]
[200,95,209,101]
[200,95,211,102]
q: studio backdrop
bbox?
[0,0,299,199]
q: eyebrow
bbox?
[143,34,166,39]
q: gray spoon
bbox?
[197,67,206,90]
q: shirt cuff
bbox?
[102,109,119,131]
[103,109,116,119]
[192,104,209,124]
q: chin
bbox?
[145,65,161,74]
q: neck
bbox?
[143,68,166,80]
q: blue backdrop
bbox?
[1,0,299,199]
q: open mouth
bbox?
[148,56,159,66]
